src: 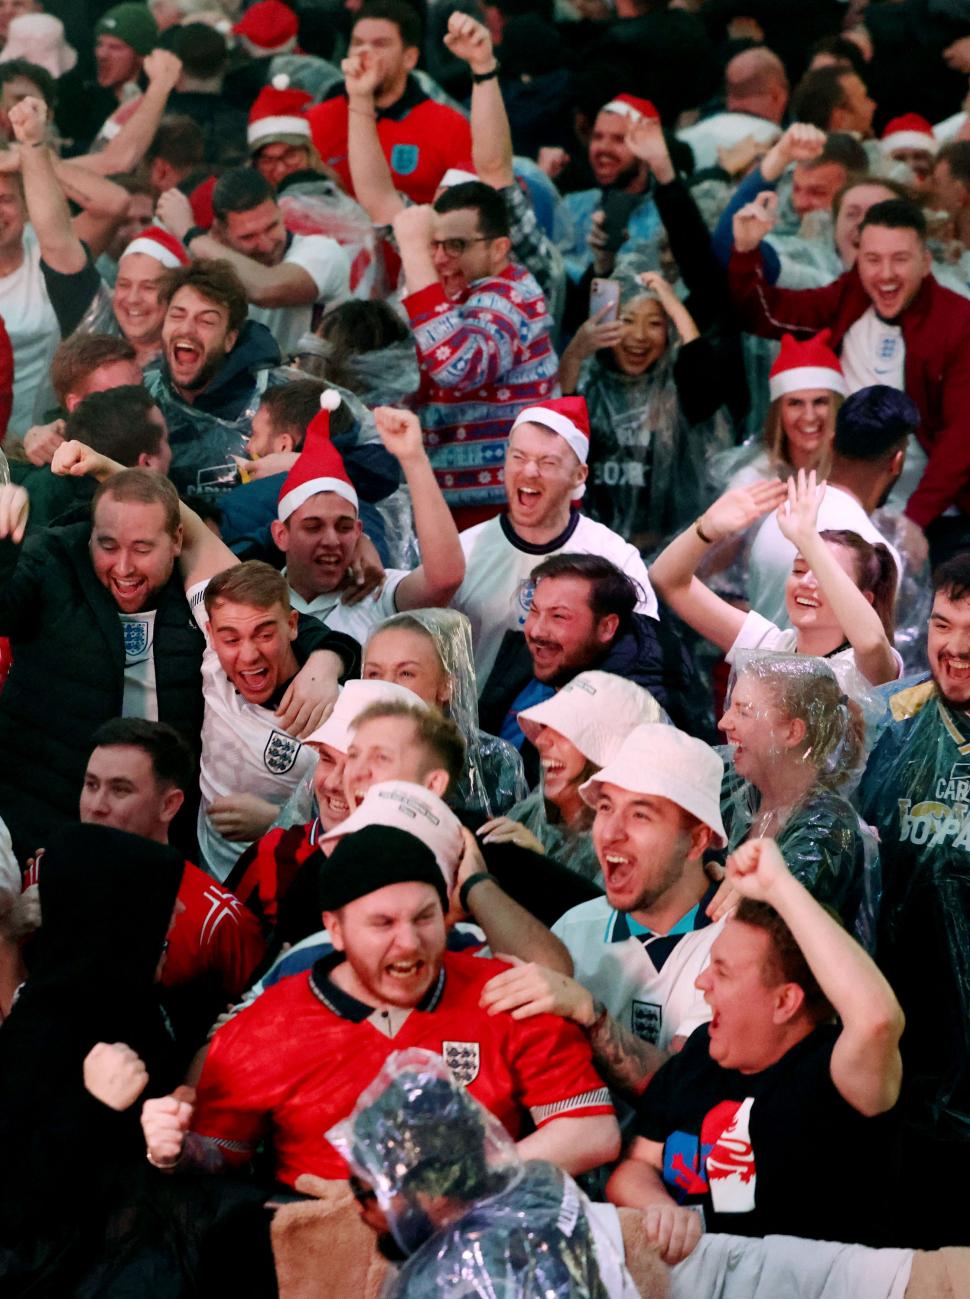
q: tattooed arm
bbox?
[480,961,667,1097]
[587,1000,669,1097]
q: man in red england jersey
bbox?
[77,718,266,1041]
[305,0,472,206]
[141,780,620,1185]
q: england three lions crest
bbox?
[264,729,300,775]
[442,1040,481,1085]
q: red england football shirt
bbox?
[191,950,613,1186]
[306,79,472,207]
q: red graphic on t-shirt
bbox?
[669,1151,711,1196]
[702,1098,756,1213]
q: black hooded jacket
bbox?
[0,826,183,1279]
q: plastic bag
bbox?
[327,1048,626,1299]
[278,182,387,301]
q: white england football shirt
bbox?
[453,512,659,689]
[552,894,721,1050]
[249,234,350,359]
[118,609,159,721]
[287,569,406,642]
[189,582,317,882]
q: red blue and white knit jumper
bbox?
[405,263,560,527]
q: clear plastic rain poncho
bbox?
[858,679,970,1139]
[277,178,387,302]
[577,269,733,557]
[327,1048,633,1299]
[720,651,882,951]
[290,334,421,410]
[371,609,529,820]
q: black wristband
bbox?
[183,225,208,246]
[472,63,500,83]
[459,871,492,913]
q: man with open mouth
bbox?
[141,778,620,1196]
[480,722,727,1100]
[729,192,970,568]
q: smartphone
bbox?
[589,277,621,322]
[600,190,641,253]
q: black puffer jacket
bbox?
[0,523,206,859]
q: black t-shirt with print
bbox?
[635,1024,900,1247]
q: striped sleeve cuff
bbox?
[530,1087,613,1126]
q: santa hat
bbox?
[248,74,313,150]
[277,391,359,522]
[122,226,189,269]
[601,94,660,124]
[880,114,938,156]
[438,165,479,189]
[510,397,591,490]
[233,0,298,54]
[768,331,847,402]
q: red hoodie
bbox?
[729,245,970,529]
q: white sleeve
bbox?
[187,580,210,634]
[0,817,19,896]
[725,609,792,664]
[616,546,659,620]
[287,235,350,305]
[382,569,409,615]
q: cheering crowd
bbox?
[2,0,970,1295]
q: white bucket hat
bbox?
[304,679,427,755]
[518,671,664,768]
[580,723,727,847]
[0,14,78,77]
[320,780,463,882]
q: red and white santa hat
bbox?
[248,74,313,150]
[600,94,660,124]
[768,331,847,402]
[438,164,479,189]
[233,0,299,54]
[277,391,359,522]
[122,226,189,269]
[880,114,938,157]
[510,396,590,465]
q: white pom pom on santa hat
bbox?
[320,389,341,412]
[272,73,290,91]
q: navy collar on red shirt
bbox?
[331,74,428,122]
[309,950,446,1020]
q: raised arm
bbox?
[344,52,406,226]
[56,159,130,257]
[727,838,904,1116]
[72,51,184,176]
[455,830,573,974]
[649,480,788,652]
[51,439,238,589]
[776,470,898,684]
[9,97,86,275]
[372,407,464,608]
[442,13,511,188]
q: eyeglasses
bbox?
[429,236,489,256]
